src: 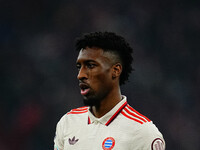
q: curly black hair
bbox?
[75,31,133,85]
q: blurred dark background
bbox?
[0,0,200,149]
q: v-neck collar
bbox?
[88,96,127,126]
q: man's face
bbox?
[76,47,114,106]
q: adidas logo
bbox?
[68,136,79,145]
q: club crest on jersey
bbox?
[151,138,164,150]
[102,137,115,150]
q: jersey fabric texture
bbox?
[54,96,165,150]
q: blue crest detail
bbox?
[104,139,113,148]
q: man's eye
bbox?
[87,63,96,69]
[76,64,81,70]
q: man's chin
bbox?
[83,96,99,107]
[83,98,95,106]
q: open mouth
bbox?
[79,83,90,96]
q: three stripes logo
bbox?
[68,136,79,145]
[102,137,115,150]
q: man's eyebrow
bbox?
[79,59,97,63]
[76,59,97,64]
[85,60,97,63]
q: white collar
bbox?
[88,96,127,126]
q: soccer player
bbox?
[54,32,165,150]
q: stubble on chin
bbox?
[83,96,101,107]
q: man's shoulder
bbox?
[120,104,151,125]
[58,106,89,122]
[66,106,89,115]
[120,104,162,134]
[119,104,165,149]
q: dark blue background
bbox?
[1,0,199,149]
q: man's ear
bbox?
[112,63,122,78]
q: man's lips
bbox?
[81,88,90,95]
[79,83,90,96]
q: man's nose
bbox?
[77,67,88,80]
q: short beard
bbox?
[83,96,101,107]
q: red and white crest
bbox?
[102,137,115,150]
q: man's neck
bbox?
[91,89,122,118]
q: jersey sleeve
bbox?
[131,122,166,150]
[54,115,66,150]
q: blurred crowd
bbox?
[0,0,199,149]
